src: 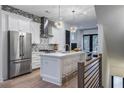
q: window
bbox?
[83,34,98,52]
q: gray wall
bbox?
[95,5,124,87]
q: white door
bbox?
[112,76,123,88]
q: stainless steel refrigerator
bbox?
[8,31,32,78]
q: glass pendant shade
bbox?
[70,26,77,32]
[54,20,63,29]
[55,5,64,29]
[70,10,77,32]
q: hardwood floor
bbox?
[0,69,77,88]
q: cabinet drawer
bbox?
[32,56,40,61]
[32,57,40,60]
[32,55,40,58]
[32,61,40,65]
[33,62,40,65]
[32,62,40,69]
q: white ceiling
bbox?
[11,5,97,29]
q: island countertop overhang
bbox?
[40,51,85,58]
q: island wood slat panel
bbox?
[78,54,102,88]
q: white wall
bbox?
[0,11,9,81]
[57,27,65,51]
[95,5,124,87]
[97,24,103,53]
[0,5,3,81]
[49,21,72,51]
[1,13,8,80]
[97,24,109,87]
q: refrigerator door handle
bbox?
[19,35,22,57]
[22,35,24,57]
[13,59,31,63]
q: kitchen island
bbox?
[40,51,85,86]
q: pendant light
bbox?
[70,10,77,32]
[54,5,64,29]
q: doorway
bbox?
[83,34,98,52]
[111,76,124,88]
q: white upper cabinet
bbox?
[8,15,40,44]
[30,21,40,44]
[18,19,30,33]
[35,22,40,44]
[8,16,31,33]
[48,26,65,51]
[8,16,19,31]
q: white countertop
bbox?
[40,51,84,58]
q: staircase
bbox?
[78,54,102,88]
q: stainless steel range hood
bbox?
[40,17,53,38]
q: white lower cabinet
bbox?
[32,52,41,69]
[62,57,78,77]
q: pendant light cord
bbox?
[70,10,77,32]
[72,10,75,26]
[59,5,60,20]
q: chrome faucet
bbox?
[64,44,71,52]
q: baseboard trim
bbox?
[42,74,62,86]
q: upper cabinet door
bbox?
[8,15,31,33]
[8,16,19,31]
[30,21,40,44]
[19,19,30,33]
[30,21,35,43]
[34,22,40,44]
[49,27,59,44]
